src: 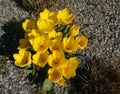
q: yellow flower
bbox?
[57,8,75,25]
[13,49,31,67]
[48,50,66,68]
[63,36,77,52]
[18,38,31,50]
[76,35,88,50]
[48,29,56,39]
[27,29,42,45]
[62,57,79,79]
[50,39,63,52]
[37,9,58,33]
[32,35,51,52]
[55,32,63,40]
[69,24,80,36]
[48,68,62,82]
[32,51,49,67]
[37,19,54,33]
[57,78,66,86]
[40,8,57,25]
[48,29,63,40]
[22,19,36,33]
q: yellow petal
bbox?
[13,49,31,67]
[63,36,77,52]
[48,68,62,82]
[48,50,66,68]
[57,8,75,25]
[33,51,49,67]
[40,9,51,20]
[69,24,80,36]
[40,8,57,25]
[18,38,31,50]
[37,19,54,33]
[32,35,51,52]
[48,29,56,39]
[22,19,36,33]
[76,35,88,50]
[50,39,63,52]
[62,57,79,79]
[57,78,66,87]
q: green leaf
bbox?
[65,51,85,59]
[32,64,36,76]
[23,68,33,73]
[63,25,70,34]
[23,64,33,73]
[43,78,53,91]
[62,25,70,38]
[58,25,66,32]
[25,64,32,69]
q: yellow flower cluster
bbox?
[13,8,88,86]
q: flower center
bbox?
[53,59,58,65]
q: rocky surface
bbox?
[0,0,120,94]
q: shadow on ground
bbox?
[70,56,120,94]
[10,0,60,17]
[0,18,25,59]
[10,0,28,11]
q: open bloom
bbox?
[63,36,77,52]
[57,8,75,25]
[48,68,66,86]
[69,24,80,36]
[13,49,31,67]
[32,51,49,67]
[32,35,51,52]
[26,29,43,45]
[76,35,88,50]
[57,77,66,86]
[48,29,63,40]
[48,50,66,68]
[27,29,42,45]
[37,19,54,33]
[37,9,57,33]
[18,38,31,50]
[62,57,79,79]
[48,68,62,82]
[22,19,36,33]
[39,8,57,25]
[50,39,63,52]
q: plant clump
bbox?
[13,8,88,93]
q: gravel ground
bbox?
[0,0,120,94]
